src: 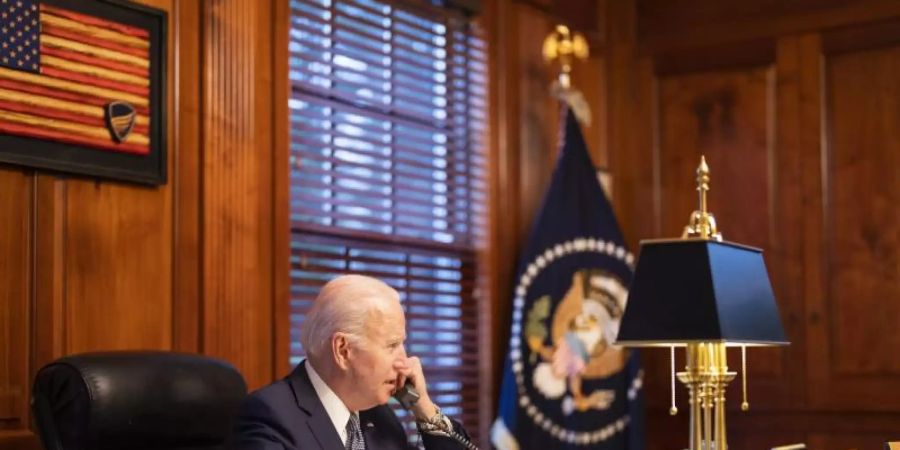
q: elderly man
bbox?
[230,275,471,450]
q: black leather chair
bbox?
[31,351,247,450]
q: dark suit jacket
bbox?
[229,362,470,450]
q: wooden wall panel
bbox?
[486,0,522,407]
[825,45,900,376]
[0,170,31,430]
[173,0,204,354]
[638,0,900,53]
[805,39,900,410]
[729,425,804,450]
[203,0,276,390]
[606,0,658,249]
[63,182,173,352]
[273,0,293,380]
[768,33,820,414]
[640,0,864,38]
[602,0,900,448]
[808,433,897,450]
[657,68,773,246]
[31,177,68,377]
[571,56,608,167]
[516,5,558,238]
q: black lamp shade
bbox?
[616,239,788,346]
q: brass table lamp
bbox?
[615,157,789,450]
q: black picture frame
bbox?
[0,0,167,186]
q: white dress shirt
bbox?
[305,360,358,446]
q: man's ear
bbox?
[333,333,351,370]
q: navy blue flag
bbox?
[491,108,645,450]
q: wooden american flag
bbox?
[0,0,150,155]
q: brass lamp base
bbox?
[676,343,736,450]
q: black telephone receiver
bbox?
[393,380,420,410]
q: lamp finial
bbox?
[682,155,723,241]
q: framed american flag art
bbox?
[0,0,166,185]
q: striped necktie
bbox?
[345,414,365,450]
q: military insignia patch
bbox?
[105,101,137,143]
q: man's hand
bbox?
[394,356,437,420]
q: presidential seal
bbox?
[507,237,642,445]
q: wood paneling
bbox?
[804,37,900,410]
[273,0,293,381]
[516,5,558,237]
[487,0,521,412]
[657,68,774,246]
[203,0,276,390]
[63,181,173,352]
[0,431,39,450]
[639,0,844,34]
[600,0,900,447]
[0,170,31,429]
[173,0,203,354]
[639,0,900,53]
[606,0,658,248]
[32,176,67,374]
[572,56,608,166]
[808,433,897,450]
[825,44,900,376]
[0,0,280,446]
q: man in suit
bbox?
[230,274,472,450]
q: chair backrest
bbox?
[32,351,247,450]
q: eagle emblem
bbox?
[525,269,629,415]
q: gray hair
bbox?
[300,274,400,360]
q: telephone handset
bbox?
[393,380,420,410]
[393,381,479,450]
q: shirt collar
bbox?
[305,359,354,445]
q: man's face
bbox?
[346,302,407,410]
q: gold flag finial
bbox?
[543,25,592,124]
[542,24,589,90]
[682,155,723,241]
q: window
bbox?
[287,0,487,439]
